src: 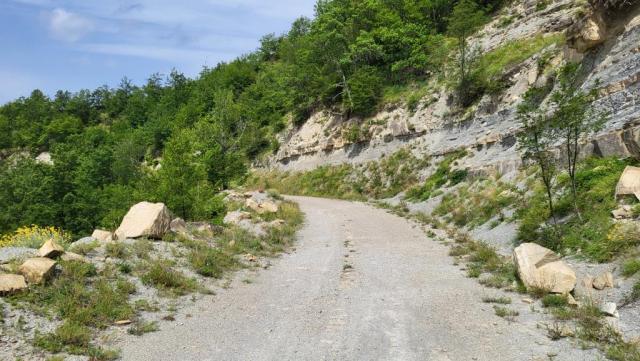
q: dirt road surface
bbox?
[119,196,598,361]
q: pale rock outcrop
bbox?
[35,152,53,165]
[18,257,56,284]
[0,274,28,294]
[513,243,577,294]
[223,211,252,226]
[91,229,113,242]
[115,202,171,240]
[570,13,608,52]
[37,239,64,259]
[615,166,640,200]
[245,198,280,214]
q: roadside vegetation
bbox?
[248,148,430,200]
[1,199,303,359]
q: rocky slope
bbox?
[266,0,640,177]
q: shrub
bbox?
[0,225,70,249]
[188,247,238,278]
[516,157,639,261]
[542,294,568,308]
[622,259,640,277]
[406,150,468,201]
[141,260,197,295]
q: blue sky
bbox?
[0,0,317,104]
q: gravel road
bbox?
[119,196,599,361]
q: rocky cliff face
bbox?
[266,0,640,177]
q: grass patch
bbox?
[622,259,640,277]
[482,296,511,304]
[69,240,100,255]
[434,177,520,228]
[406,150,467,202]
[476,33,565,94]
[140,260,197,296]
[10,260,134,357]
[541,294,568,308]
[516,157,640,261]
[248,148,429,200]
[105,242,129,259]
[188,246,238,279]
[132,239,154,259]
[127,320,159,336]
[447,231,518,289]
[493,305,519,320]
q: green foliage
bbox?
[0,0,514,237]
[622,259,640,277]
[248,148,429,200]
[435,178,520,228]
[517,157,639,261]
[406,149,468,201]
[188,246,238,279]
[542,294,568,308]
[11,261,133,357]
[448,0,487,107]
[140,260,198,295]
[476,34,564,94]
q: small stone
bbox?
[522,298,534,304]
[91,229,113,242]
[18,257,56,284]
[559,324,575,337]
[593,272,614,290]
[600,302,619,318]
[37,239,64,259]
[0,274,28,294]
[566,293,579,307]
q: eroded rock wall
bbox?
[267,1,640,177]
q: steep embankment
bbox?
[267,0,640,176]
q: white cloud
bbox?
[49,8,93,42]
[82,43,235,64]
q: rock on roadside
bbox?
[0,274,28,294]
[92,229,113,242]
[18,257,56,284]
[513,243,576,294]
[37,239,64,259]
[115,202,172,240]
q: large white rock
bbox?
[18,257,56,284]
[37,239,64,258]
[513,243,576,294]
[115,202,171,240]
[0,274,28,294]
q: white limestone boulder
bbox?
[513,243,576,294]
[115,202,171,240]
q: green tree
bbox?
[549,64,606,219]
[447,0,486,106]
[517,86,558,225]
